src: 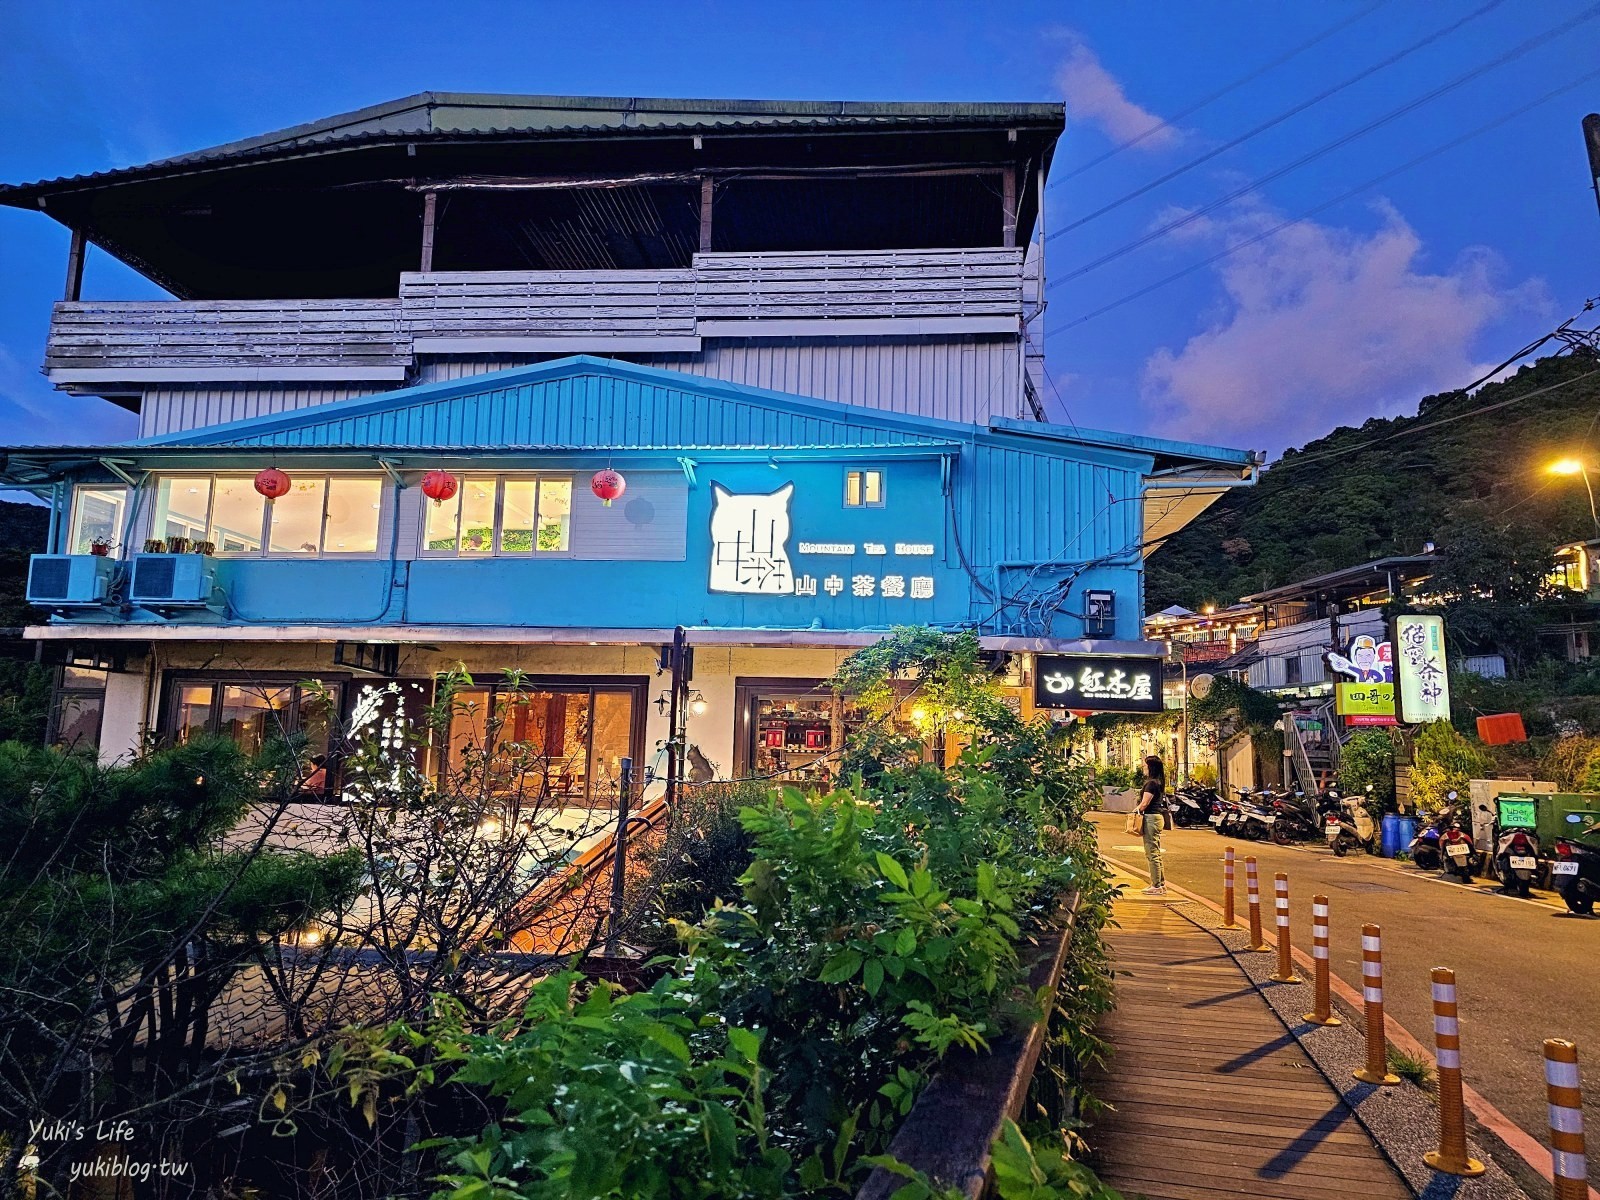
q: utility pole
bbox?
[1583,114,1600,222]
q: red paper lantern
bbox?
[590,468,626,507]
[420,470,459,505]
[253,467,291,500]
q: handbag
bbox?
[1163,809,1174,830]
[1125,811,1142,835]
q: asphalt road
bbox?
[1088,811,1600,1176]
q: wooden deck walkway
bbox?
[1085,883,1411,1200]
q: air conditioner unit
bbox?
[129,553,216,606]
[26,554,118,606]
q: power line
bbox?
[1043,63,1600,336]
[1046,0,1510,239]
[1271,366,1600,472]
[1046,2,1600,287]
[1052,1,1391,183]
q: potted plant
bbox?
[191,541,216,555]
[143,538,167,554]
[167,536,191,554]
[89,537,113,557]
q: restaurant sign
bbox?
[1394,614,1450,724]
[707,483,938,600]
[1328,634,1396,726]
[1032,654,1164,714]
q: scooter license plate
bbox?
[1553,861,1580,876]
[1509,855,1537,870]
[1209,814,1223,825]
[1446,845,1469,859]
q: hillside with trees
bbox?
[1147,351,1600,613]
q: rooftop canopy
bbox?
[0,92,1063,300]
[1241,554,1437,607]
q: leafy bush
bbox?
[1338,730,1396,813]
[1408,720,1491,813]
[1188,760,1219,789]
[306,631,1117,1199]
[1096,764,1136,790]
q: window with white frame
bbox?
[423,474,573,555]
[844,469,884,508]
[150,474,384,556]
[67,485,129,554]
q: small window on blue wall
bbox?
[844,469,884,508]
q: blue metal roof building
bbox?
[1,90,1256,799]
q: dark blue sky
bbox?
[2,0,1597,457]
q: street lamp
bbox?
[1548,457,1600,534]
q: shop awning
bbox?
[24,622,1168,658]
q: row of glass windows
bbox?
[424,475,572,555]
[155,475,385,555]
[165,675,634,806]
[66,467,887,559]
[66,475,573,558]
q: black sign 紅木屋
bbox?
[1032,655,1164,714]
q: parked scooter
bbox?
[1171,783,1219,828]
[1494,825,1542,899]
[1211,788,1249,837]
[1552,824,1600,915]
[1234,790,1277,842]
[1324,787,1378,857]
[1407,798,1455,871]
[1437,796,1477,882]
[1270,789,1319,844]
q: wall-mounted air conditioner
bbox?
[26,554,118,606]
[128,554,216,606]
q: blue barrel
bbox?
[1395,816,1417,858]
[1380,813,1403,858]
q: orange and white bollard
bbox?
[1223,845,1236,928]
[1302,894,1340,1026]
[1543,1039,1588,1200]
[1246,857,1266,950]
[1271,873,1300,983]
[1353,923,1400,1085]
[1424,968,1484,1175]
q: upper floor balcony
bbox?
[43,248,1026,396]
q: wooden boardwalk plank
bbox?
[1085,885,1410,1200]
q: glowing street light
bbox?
[1547,457,1599,532]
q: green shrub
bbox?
[1338,730,1396,813]
[1096,764,1136,790]
[1409,720,1491,813]
[305,628,1118,1199]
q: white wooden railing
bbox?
[45,248,1024,383]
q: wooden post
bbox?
[63,228,86,301]
[698,177,714,253]
[420,192,438,273]
[1001,167,1018,248]
[605,757,632,957]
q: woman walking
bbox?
[1137,754,1168,896]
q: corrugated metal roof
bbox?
[0,92,1063,198]
[131,356,967,452]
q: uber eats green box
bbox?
[1493,793,1600,844]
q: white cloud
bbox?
[1055,37,1178,150]
[1139,199,1550,454]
